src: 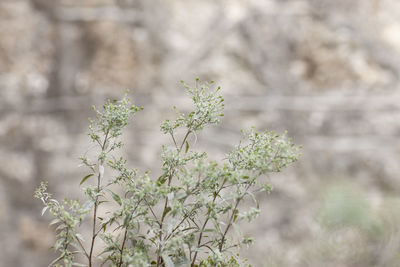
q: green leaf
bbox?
[123,213,132,227]
[105,189,122,206]
[80,173,94,186]
[157,175,167,185]
[162,206,171,220]
[185,140,189,153]
[233,209,239,223]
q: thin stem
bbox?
[117,229,128,267]
[157,128,192,267]
[179,130,192,151]
[165,199,203,241]
[144,199,160,224]
[156,174,172,267]
[94,225,104,238]
[74,234,89,259]
[164,178,202,241]
[218,183,251,252]
[170,132,178,150]
[191,179,226,267]
[47,251,80,267]
[117,198,144,267]
[89,129,109,267]
[165,207,194,240]
[200,244,215,254]
[188,216,199,229]
[88,172,101,267]
[63,227,70,252]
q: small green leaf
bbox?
[80,173,94,186]
[185,141,189,153]
[162,206,171,220]
[106,189,122,206]
[233,209,239,222]
[123,213,132,227]
[157,175,167,185]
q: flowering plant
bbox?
[35,79,300,267]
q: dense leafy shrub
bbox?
[35,79,300,267]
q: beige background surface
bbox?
[1,0,400,266]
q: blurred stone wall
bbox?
[1,0,400,266]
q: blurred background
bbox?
[1,0,400,266]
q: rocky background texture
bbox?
[1,0,400,266]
